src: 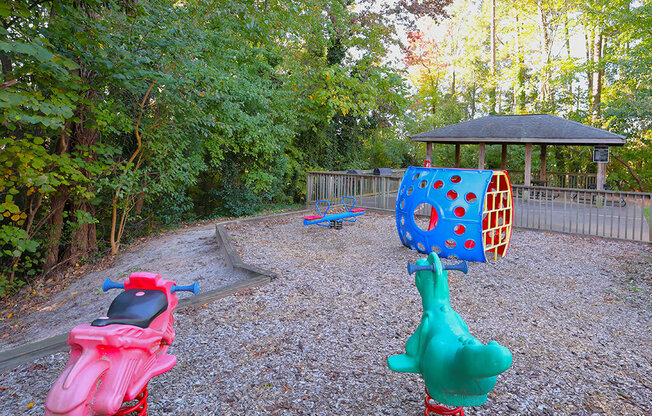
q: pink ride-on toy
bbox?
[45,272,198,416]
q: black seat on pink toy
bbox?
[91,289,168,328]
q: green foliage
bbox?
[404,0,650,190]
[0,0,416,289]
[0,136,114,291]
[213,187,263,218]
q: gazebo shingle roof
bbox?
[411,114,626,146]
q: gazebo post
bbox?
[540,144,547,184]
[500,144,507,170]
[596,162,607,190]
[524,143,532,186]
[426,142,433,164]
[455,144,461,168]
[478,143,486,169]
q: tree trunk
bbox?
[489,0,497,114]
[65,201,97,264]
[43,127,70,273]
[43,3,102,273]
[451,70,455,95]
[515,13,525,113]
[612,154,645,192]
[592,33,604,122]
[537,0,551,107]
[63,101,99,265]
[585,29,594,115]
[133,192,145,215]
[470,81,476,118]
[0,18,12,75]
[0,54,12,75]
[565,14,573,113]
[43,193,67,273]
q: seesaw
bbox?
[302,197,366,228]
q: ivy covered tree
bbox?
[0,0,415,293]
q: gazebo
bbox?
[411,114,626,190]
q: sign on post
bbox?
[593,146,610,163]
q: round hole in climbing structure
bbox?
[400,216,405,225]
[417,242,426,251]
[445,239,456,249]
[405,231,412,241]
[407,186,414,196]
[465,192,477,203]
[400,199,405,209]
[419,180,428,189]
[454,206,466,217]
[431,245,442,254]
[413,203,437,231]
[447,190,458,200]
[413,173,420,181]
[464,239,476,249]
[450,175,461,183]
[448,254,459,260]
[433,180,444,189]
[454,224,465,235]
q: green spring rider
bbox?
[388,253,512,414]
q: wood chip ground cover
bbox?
[0,212,650,415]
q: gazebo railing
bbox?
[507,170,598,189]
[512,185,650,242]
[306,171,651,243]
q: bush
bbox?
[213,186,263,217]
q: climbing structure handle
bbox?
[171,282,199,295]
[407,261,468,275]
[102,278,125,291]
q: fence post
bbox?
[306,173,314,205]
[648,195,652,243]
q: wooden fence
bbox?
[306,171,651,243]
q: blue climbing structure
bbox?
[395,167,513,262]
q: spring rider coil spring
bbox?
[425,389,464,416]
[114,385,148,416]
[396,166,513,262]
[330,219,343,229]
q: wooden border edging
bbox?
[0,276,271,372]
[0,212,292,373]
[0,333,69,373]
[214,208,311,276]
